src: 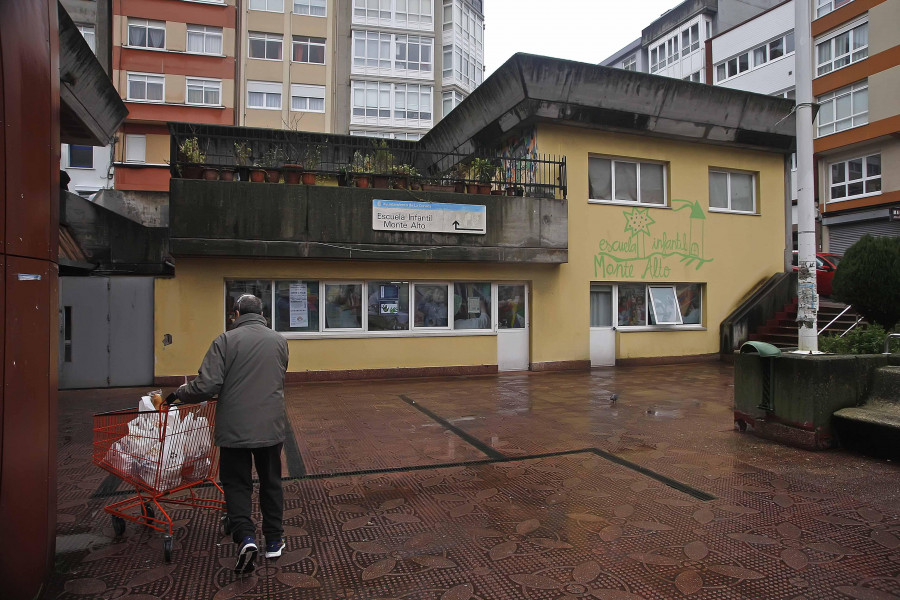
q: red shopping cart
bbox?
[93,400,226,562]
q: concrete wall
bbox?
[93,188,170,227]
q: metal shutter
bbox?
[827,220,900,254]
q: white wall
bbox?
[61,143,113,197]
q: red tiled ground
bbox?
[46,365,900,599]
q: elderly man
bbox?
[170,294,289,574]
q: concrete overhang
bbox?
[58,2,127,146]
[421,53,795,158]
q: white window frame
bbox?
[247,80,282,110]
[124,134,146,164]
[717,32,793,81]
[681,23,700,57]
[290,84,325,113]
[395,34,433,74]
[816,20,868,77]
[392,83,433,126]
[292,35,326,64]
[587,156,668,207]
[648,286,683,325]
[615,283,704,331]
[249,0,284,12]
[395,0,434,28]
[828,154,881,202]
[353,0,432,29]
[353,30,392,70]
[127,18,166,50]
[77,24,96,53]
[622,55,636,71]
[126,72,165,103]
[411,283,452,331]
[293,0,326,17]
[442,89,465,117]
[817,81,868,137]
[186,24,223,56]
[248,31,283,61]
[185,77,222,106]
[709,169,757,214]
[816,0,854,19]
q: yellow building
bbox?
[155,54,795,383]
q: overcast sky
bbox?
[483,0,679,75]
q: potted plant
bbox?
[472,158,496,195]
[391,164,419,189]
[300,144,322,185]
[505,158,526,196]
[451,160,470,193]
[372,140,394,189]
[348,150,373,188]
[233,141,252,181]
[254,147,285,183]
[178,137,205,179]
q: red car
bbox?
[791,251,842,297]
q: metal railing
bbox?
[884,333,900,354]
[817,304,852,336]
[168,123,567,199]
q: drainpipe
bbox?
[795,0,818,351]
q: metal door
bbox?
[589,284,615,366]
[496,283,529,371]
[59,277,154,388]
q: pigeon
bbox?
[609,394,618,405]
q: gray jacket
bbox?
[179,313,289,448]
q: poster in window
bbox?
[289,282,308,327]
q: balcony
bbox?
[167,123,568,263]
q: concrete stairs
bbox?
[833,366,900,459]
[747,298,862,349]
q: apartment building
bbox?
[812,0,900,252]
[111,0,237,194]
[236,0,485,140]
[60,0,114,198]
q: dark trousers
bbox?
[219,444,284,544]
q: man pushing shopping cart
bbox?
[168,293,289,574]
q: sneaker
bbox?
[265,538,286,558]
[234,536,258,574]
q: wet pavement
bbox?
[47,364,900,599]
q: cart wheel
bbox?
[111,516,126,537]
[221,515,232,535]
[163,535,173,563]
[143,502,155,525]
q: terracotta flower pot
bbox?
[466,183,480,194]
[392,176,408,189]
[180,164,203,179]
[249,169,267,182]
[373,175,390,189]
[202,167,219,181]
[283,170,302,184]
[478,184,491,195]
[219,170,236,182]
[355,176,371,188]
[265,169,281,183]
[490,189,504,195]
[302,172,317,185]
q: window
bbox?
[650,36,678,72]
[324,284,362,329]
[683,71,701,82]
[498,285,526,329]
[186,78,221,105]
[354,0,391,20]
[293,0,326,16]
[292,36,325,63]
[396,0,433,27]
[829,154,881,201]
[247,80,282,109]
[719,32,793,80]
[352,80,391,118]
[590,284,613,327]
[396,35,433,72]
[414,284,449,328]
[709,170,756,213]
[816,0,854,18]
[588,157,666,205]
[124,134,146,163]
[187,25,223,55]
[128,18,165,49]
[368,282,410,331]
[126,73,164,102]
[681,23,699,57]
[453,283,491,330]
[622,55,636,71]
[68,145,93,169]
[77,24,95,53]
[291,84,325,112]
[250,0,284,12]
[817,81,868,136]
[442,44,453,78]
[816,22,868,76]
[394,83,432,123]
[353,30,392,68]
[249,32,283,60]
[618,283,702,327]
[274,280,319,332]
[225,281,273,331]
[442,90,465,117]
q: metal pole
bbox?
[795,0,818,352]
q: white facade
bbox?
[61,143,114,198]
[348,0,484,139]
[647,13,712,82]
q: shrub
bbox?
[831,235,900,330]
[819,323,891,355]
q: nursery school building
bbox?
[154,53,795,384]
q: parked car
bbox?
[791,251,842,297]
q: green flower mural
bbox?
[623,207,655,259]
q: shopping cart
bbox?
[93,400,226,562]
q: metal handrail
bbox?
[817,304,852,336]
[884,333,900,354]
[838,316,865,338]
